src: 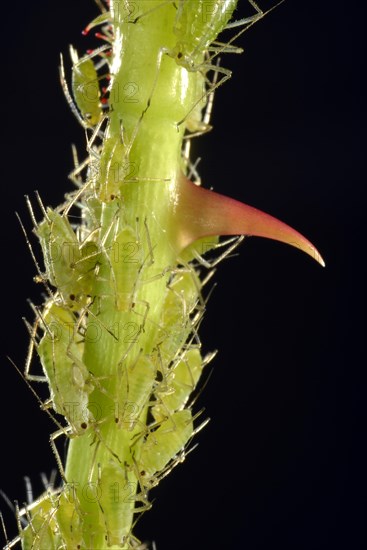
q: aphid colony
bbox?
[7,2,255,548]
[3,1,323,549]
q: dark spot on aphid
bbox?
[69,294,76,301]
[81,422,87,430]
[140,470,146,477]
[115,417,119,423]
[177,52,183,59]
[155,370,163,383]
[110,194,115,200]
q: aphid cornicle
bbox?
[37,302,94,434]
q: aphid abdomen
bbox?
[138,410,194,478]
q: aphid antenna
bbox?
[39,470,58,493]
[191,235,245,269]
[6,357,66,434]
[0,491,27,530]
[15,213,52,298]
[93,0,108,14]
[59,53,89,129]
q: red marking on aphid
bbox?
[101,98,108,105]
[174,173,325,266]
[82,28,90,36]
[95,32,110,42]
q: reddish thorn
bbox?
[174,173,325,266]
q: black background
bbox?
[1,1,366,549]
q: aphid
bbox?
[34,204,100,308]
[115,353,156,430]
[36,301,95,434]
[152,348,203,423]
[157,268,202,364]
[110,225,143,312]
[59,45,105,128]
[17,491,60,550]
[172,0,240,66]
[54,489,84,549]
[137,410,194,479]
[97,461,150,547]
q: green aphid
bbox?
[152,348,203,423]
[19,492,60,550]
[138,410,194,479]
[98,462,143,547]
[158,269,201,363]
[55,490,84,549]
[115,354,156,430]
[35,207,99,308]
[37,302,94,434]
[109,226,143,311]
[173,0,238,66]
[70,45,103,127]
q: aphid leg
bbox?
[225,0,264,29]
[23,316,48,383]
[182,140,202,184]
[49,427,72,482]
[94,0,108,13]
[0,510,10,547]
[189,235,245,269]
